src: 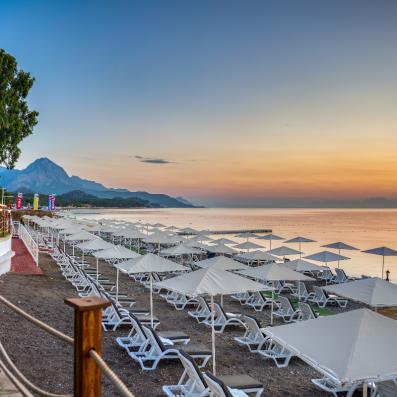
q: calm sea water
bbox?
[75,208,397,281]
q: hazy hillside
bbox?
[0,158,194,208]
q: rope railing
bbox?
[0,294,136,397]
[89,350,135,397]
[0,340,71,397]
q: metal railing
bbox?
[24,223,49,251]
[18,223,39,266]
[11,220,20,238]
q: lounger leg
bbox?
[255,388,264,397]
[275,354,292,368]
[112,318,132,331]
[346,384,359,397]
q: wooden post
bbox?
[363,382,368,397]
[65,297,110,397]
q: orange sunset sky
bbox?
[2,1,397,206]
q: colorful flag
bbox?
[51,194,56,211]
[33,194,39,210]
[48,194,53,211]
[48,194,56,211]
[16,192,23,210]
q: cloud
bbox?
[141,158,173,164]
[133,155,174,164]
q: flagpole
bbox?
[382,255,385,279]
[116,268,119,303]
[271,281,275,325]
[211,295,216,375]
[150,273,154,328]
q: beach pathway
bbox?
[10,238,43,275]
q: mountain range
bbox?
[1,158,395,209]
[0,158,195,208]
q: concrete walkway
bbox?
[10,238,42,275]
[0,365,22,396]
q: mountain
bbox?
[16,190,151,208]
[175,196,195,206]
[0,158,194,208]
[55,190,151,208]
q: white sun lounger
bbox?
[319,269,336,284]
[234,315,267,352]
[163,351,264,397]
[172,293,200,311]
[311,376,362,397]
[231,292,252,305]
[116,314,189,354]
[102,301,160,331]
[332,268,356,284]
[373,380,397,397]
[309,286,348,308]
[256,334,294,368]
[273,280,296,294]
[273,297,300,323]
[294,302,317,321]
[203,303,246,333]
[244,292,272,311]
[291,281,315,302]
[129,326,211,371]
[188,297,211,323]
[203,372,253,397]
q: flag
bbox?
[48,194,56,211]
[48,194,53,211]
[51,194,56,211]
[16,192,23,210]
[33,194,39,210]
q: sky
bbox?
[1,0,397,207]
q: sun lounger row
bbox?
[233,284,348,315]
[50,243,213,372]
[51,245,156,331]
[116,314,211,370]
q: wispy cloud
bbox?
[132,155,174,164]
[141,158,172,164]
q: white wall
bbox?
[0,236,14,276]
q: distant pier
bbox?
[179,228,272,235]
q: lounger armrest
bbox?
[226,312,242,318]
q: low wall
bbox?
[0,236,14,276]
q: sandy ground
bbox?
[0,251,364,396]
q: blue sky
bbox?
[1,0,397,206]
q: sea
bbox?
[74,208,397,281]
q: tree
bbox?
[0,49,38,168]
